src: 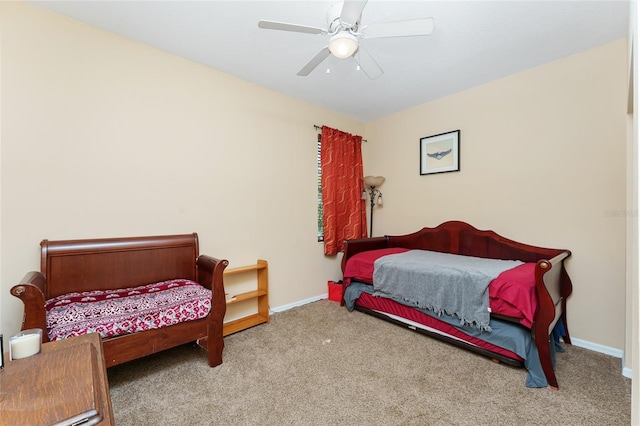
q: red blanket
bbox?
[343,248,537,328]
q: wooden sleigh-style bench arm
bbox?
[10,271,48,340]
[195,254,229,367]
[196,254,229,313]
[196,255,229,290]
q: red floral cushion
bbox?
[45,279,211,341]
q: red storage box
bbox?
[328,281,343,302]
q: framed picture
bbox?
[420,130,460,175]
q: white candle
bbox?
[10,329,42,360]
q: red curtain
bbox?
[321,126,367,255]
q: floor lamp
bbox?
[362,175,385,237]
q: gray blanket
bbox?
[372,250,523,332]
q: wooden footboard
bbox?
[533,251,573,389]
[341,221,572,389]
[11,233,228,368]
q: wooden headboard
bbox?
[385,221,569,263]
[343,221,571,270]
[41,233,200,299]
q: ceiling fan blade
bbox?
[258,20,326,35]
[297,47,331,76]
[340,0,368,27]
[361,18,434,39]
[354,45,383,80]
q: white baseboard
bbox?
[556,337,632,378]
[271,296,634,379]
[270,294,326,314]
[569,337,623,358]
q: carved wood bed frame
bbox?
[11,233,228,368]
[341,220,573,389]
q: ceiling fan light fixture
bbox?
[328,32,358,58]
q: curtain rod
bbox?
[314,124,367,142]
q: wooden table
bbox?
[0,332,114,425]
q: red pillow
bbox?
[489,262,537,328]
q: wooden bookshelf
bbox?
[223,259,269,336]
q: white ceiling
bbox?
[30,0,629,122]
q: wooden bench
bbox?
[11,233,228,368]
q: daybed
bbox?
[341,221,572,389]
[11,233,228,368]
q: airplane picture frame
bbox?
[420,130,460,175]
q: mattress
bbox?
[45,279,211,341]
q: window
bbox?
[317,133,324,242]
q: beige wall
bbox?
[363,39,628,350]
[0,3,360,336]
[0,2,629,357]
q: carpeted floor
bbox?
[107,300,631,425]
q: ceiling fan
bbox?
[258,0,434,80]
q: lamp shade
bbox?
[363,175,385,187]
[329,32,358,59]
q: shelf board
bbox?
[224,260,268,276]
[223,313,268,336]
[226,289,268,304]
